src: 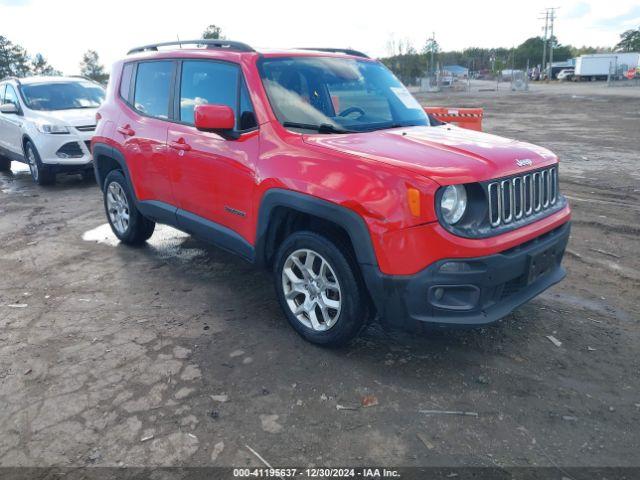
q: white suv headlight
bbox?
[37,124,70,134]
[440,185,468,224]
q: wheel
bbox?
[25,141,55,185]
[0,157,10,172]
[81,169,96,183]
[103,170,155,245]
[274,231,369,347]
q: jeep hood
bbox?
[302,125,558,185]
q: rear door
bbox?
[118,60,176,207]
[167,59,259,243]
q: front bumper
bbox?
[34,131,93,166]
[362,221,570,328]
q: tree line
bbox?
[0,36,60,78]
[382,26,640,85]
[0,24,225,83]
[1,35,108,83]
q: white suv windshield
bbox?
[258,56,429,133]
[20,81,105,111]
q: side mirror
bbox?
[0,103,18,114]
[194,104,236,138]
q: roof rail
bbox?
[127,39,255,55]
[0,76,22,85]
[298,48,369,59]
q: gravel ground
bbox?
[0,83,639,470]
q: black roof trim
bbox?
[127,40,255,55]
[297,48,369,59]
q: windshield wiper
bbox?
[282,121,355,134]
[361,122,424,132]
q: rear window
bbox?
[119,63,134,102]
[133,61,173,119]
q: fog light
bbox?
[428,285,480,311]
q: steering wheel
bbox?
[338,106,366,119]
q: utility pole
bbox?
[428,32,436,76]
[539,7,558,81]
[541,10,549,78]
[548,8,556,80]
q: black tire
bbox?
[0,157,10,172]
[103,170,155,245]
[274,231,369,347]
[25,141,55,186]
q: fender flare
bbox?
[21,134,36,158]
[254,189,379,269]
[92,142,135,195]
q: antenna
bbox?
[177,34,182,49]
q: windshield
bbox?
[20,81,105,111]
[258,56,429,133]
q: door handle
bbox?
[169,140,191,152]
[117,125,135,136]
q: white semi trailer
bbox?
[574,53,640,81]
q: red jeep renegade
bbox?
[92,40,571,346]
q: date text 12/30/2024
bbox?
[233,468,401,478]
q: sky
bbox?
[1,0,639,75]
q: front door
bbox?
[0,84,26,158]
[167,60,259,243]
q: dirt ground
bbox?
[0,82,639,471]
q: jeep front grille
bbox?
[488,166,558,227]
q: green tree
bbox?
[571,45,605,56]
[615,27,640,52]
[202,25,224,40]
[0,36,15,78]
[0,36,35,77]
[513,37,544,67]
[0,36,63,78]
[31,53,61,76]
[80,50,107,83]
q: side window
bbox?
[3,85,20,108]
[119,63,134,102]
[239,79,257,130]
[133,61,173,119]
[179,60,238,126]
[0,85,5,104]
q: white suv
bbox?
[0,76,105,185]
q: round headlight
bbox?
[440,185,467,224]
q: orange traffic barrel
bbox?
[424,107,483,132]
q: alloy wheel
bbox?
[27,147,38,182]
[281,248,342,331]
[106,182,130,235]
